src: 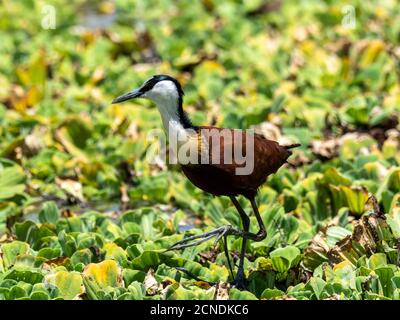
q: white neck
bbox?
[155,99,186,139]
[147,97,186,142]
[145,80,188,139]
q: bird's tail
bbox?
[284,143,301,150]
[283,143,301,163]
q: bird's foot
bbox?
[230,279,247,290]
[167,225,240,251]
[230,270,247,290]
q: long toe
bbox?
[167,233,216,251]
[166,225,235,251]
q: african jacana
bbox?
[112,75,299,288]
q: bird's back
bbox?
[180,126,295,199]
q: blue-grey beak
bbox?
[112,88,142,104]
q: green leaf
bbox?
[39,201,60,225]
[333,261,356,289]
[15,221,39,247]
[30,291,50,300]
[0,165,26,200]
[340,186,368,215]
[123,269,146,287]
[126,281,145,300]
[247,271,275,298]
[229,288,258,300]
[4,268,44,285]
[307,277,326,300]
[104,243,127,265]
[326,226,352,247]
[368,253,387,269]
[270,246,301,273]
[323,168,352,186]
[55,116,93,160]
[260,288,284,300]
[45,271,84,300]
[37,247,62,260]
[70,248,93,267]
[375,267,395,298]
[131,251,182,271]
[1,241,30,269]
[164,282,215,300]
[58,230,77,257]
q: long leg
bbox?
[230,196,267,288]
[231,196,266,242]
[230,197,250,288]
[223,234,235,280]
[249,197,267,241]
[168,196,267,289]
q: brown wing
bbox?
[180,126,291,198]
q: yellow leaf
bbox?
[359,40,385,68]
[333,260,353,272]
[83,260,123,288]
[200,60,226,75]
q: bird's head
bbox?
[112,74,184,105]
[112,74,192,129]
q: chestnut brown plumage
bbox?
[112,75,300,288]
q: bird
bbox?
[112,74,300,289]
